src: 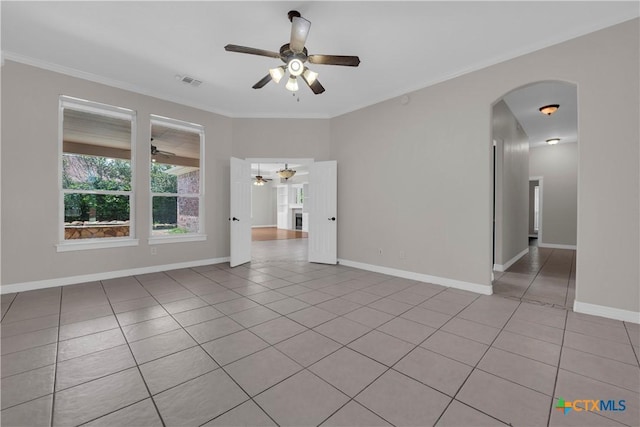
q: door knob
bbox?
[232,217,240,221]
[328,217,336,221]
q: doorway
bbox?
[229,158,337,267]
[528,177,542,246]
[491,81,578,308]
[249,160,309,262]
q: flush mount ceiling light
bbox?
[224,10,360,95]
[546,138,560,145]
[539,104,560,116]
[277,164,296,180]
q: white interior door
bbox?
[308,161,337,264]
[230,157,252,267]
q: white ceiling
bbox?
[2,1,637,122]
[502,81,578,147]
[1,1,639,118]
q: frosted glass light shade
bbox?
[303,68,318,84]
[286,76,298,91]
[269,66,286,83]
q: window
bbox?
[150,115,204,242]
[59,96,136,250]
[295,186,304,205]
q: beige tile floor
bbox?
[1,239,638,426]
[493,241,576,308]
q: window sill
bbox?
[57,238,139,252]
[148,234,207,245]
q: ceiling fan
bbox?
[225,10,360,94]
[150,138,175,157]
[253,164,273,186]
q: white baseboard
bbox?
[0,257,230,295]
[493,247,529,272]
[251,225,277,228]
[338,259,492,295]
[538,242,577,250]
[574,300,640,324]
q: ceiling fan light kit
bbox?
[253,164,273,186]
[224,10,360,95]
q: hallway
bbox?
[493,245,576,309]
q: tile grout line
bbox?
[546,307,569,426]
[99,279,168,427]
[5,254,627,427]
[562,249,576,308]
[0,293,18,323]
[316,287,482,426]
[431,299,531,427]
[49,286,63,427]
[138,271,281,427]
[518,246,558,304]
[195,270,447,425]
[622,323,640,367]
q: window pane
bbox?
[63,154,131,191]
[63,108,131,159]
[152,196,199,235]
[178,196,200,232]
[152,196,177,233]
[61,102,134,242]
[64,194,130,239]
[151,163,178,193]
[151,118,202,237]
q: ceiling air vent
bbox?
[175,75,202,87]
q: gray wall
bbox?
[530,142,578,246]
[231,118,330,160]
[251,184,276,227]
[1,61,233,285]
[330,19,639,312]
[493,100,530,267]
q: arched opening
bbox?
[490,81,578,308]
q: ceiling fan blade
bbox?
[252,74,273,89]
[290,16,311,53]
[308,55,360,67]
[301,73,325,95]
[224,44,281,59]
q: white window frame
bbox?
[57,96,138,252]
[148,115,206,245]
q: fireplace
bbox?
[295,213,303,230]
